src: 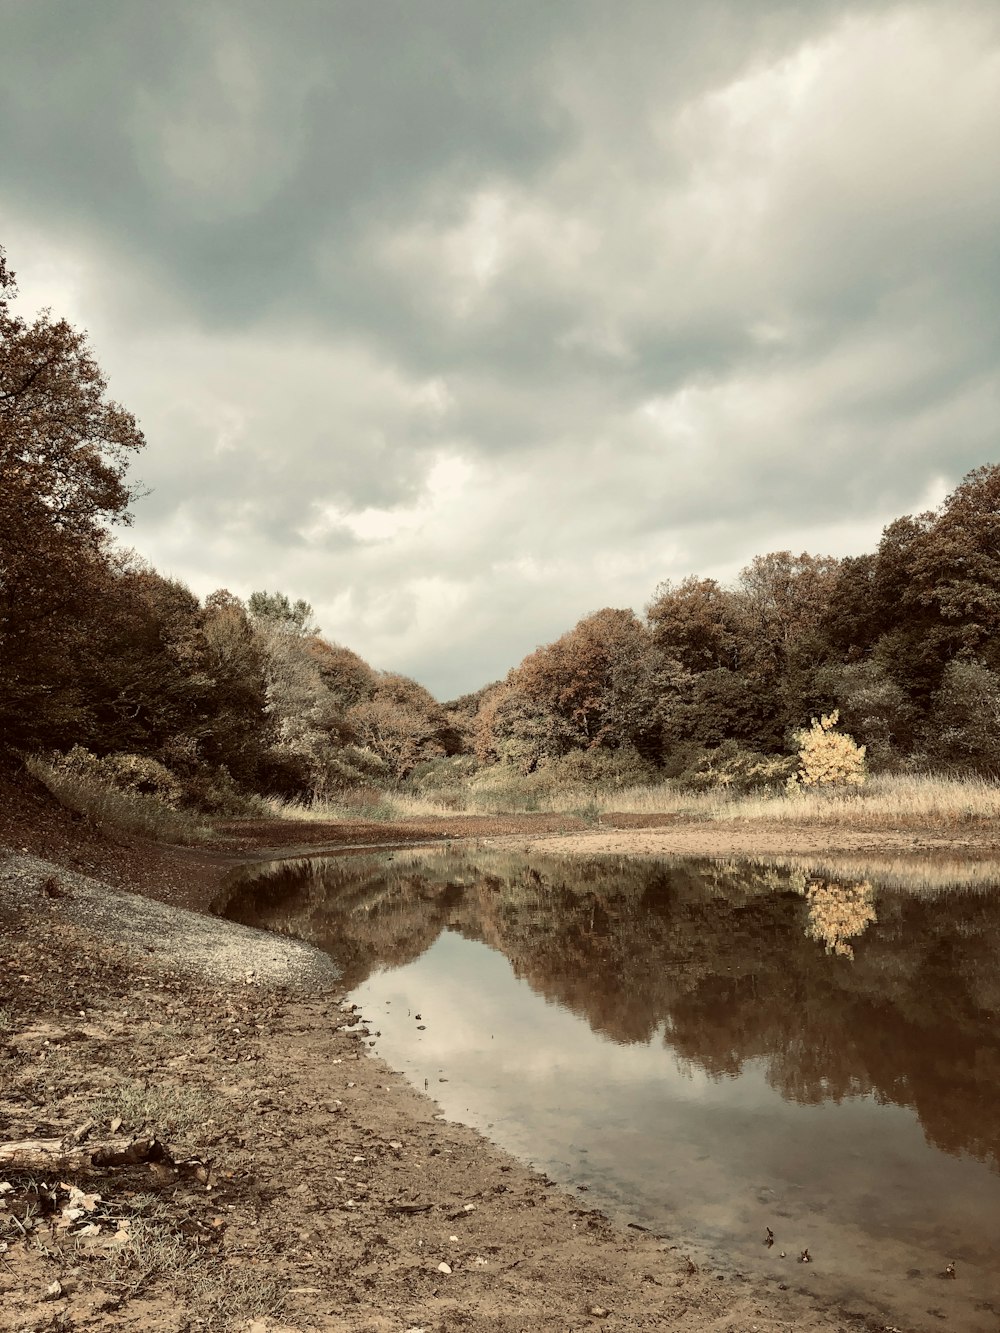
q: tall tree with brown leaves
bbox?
[0,245,145,749]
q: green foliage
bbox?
[247,589,317,634]
[316,744,390,793]
[58,746,183,805]
[534,745,659,788]
[465,744,660,812]
[174,764,270,817]
[406,754,480,795]
[675,741,798,793]
[919,660,1000,776]
[661,667,773,750]
[26,754,212,844]
[789,711,867,790]
[820,660,916,771]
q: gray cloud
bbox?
[2,0,998,697]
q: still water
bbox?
[217,847,1000,1330]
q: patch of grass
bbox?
[190,1260,286,1331]
[264,791,404,822]
[103,1215,200,1295]
[89,1078,215,1143]
[102,1217,284,1328]
[26,756,213,844]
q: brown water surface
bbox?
[217,847,1000,1331]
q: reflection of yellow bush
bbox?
[789,711,866,790]
[801,879,877,958]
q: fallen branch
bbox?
[0,1136,172,1174]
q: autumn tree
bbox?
[491,609,661,765]
[473,678,578,770]
[788,711,866,789]
[0,245,145,750]
[348,672,458,779]
[646,577,742,673]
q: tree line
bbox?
[470,468,1000,787]
[3,240,999,807]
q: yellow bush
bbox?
[789,710,866,790]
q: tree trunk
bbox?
[0,1135,171,1173]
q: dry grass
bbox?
[265,772,1000,828]
[753,851,1000,894]
[263,792,396,822]
[26,756,213,844]
[516,772,1000,826]
[715,773,1000,825]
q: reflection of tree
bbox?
[800,879,877,958]
[217,849,1000,1172]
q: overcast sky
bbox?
[2,1,998,699]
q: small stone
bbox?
[437,1261,452,1275]
[43,1280,63,1300]
[588,1307,610,1318]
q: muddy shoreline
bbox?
[3,791,997,1330]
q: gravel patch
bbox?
[0,850,339,987]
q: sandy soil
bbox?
[2,769,992,1331]
[496,817,1000,861]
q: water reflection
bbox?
[216,848,1000,1329]
[217,847,1000,1172]
[800,878,877,958]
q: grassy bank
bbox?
[25,756,214,844]
[266,771,1000,829]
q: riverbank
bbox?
[7,762,1000,916]
[1,771,992,1330]
[1,852,892,1333]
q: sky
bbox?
[2,1,998,700]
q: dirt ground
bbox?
[2,768,993,1331]
[495,818,1000,861]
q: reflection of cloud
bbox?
[352,932,753,1108]
[800,879,877,959]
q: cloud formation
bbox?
[2,0,998,696]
